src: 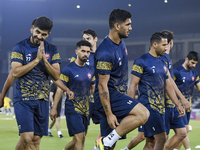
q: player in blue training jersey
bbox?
[174,51,200,150]
[95,9,150,150]
[50,40,96,150]
[70,29,100,150]
[0,18,37,108]
[129,32,185,150]
[10,16,74,150]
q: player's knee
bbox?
[140,108,150,125]
[177,129,187,140]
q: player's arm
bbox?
[168,72,190,111]
[0,70,15,108]
[165,78,185,117]
[12,44,43,78]
[50,87,63,120]
[128,74,140,99]
[98,73,119,129]
[90,84,95,96]
[195,82,200,92]
[53,78,74,100]
[49,92,54,104]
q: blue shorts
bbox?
[165,107,185,135]
[182,111,191,125]
[88,102,100,125]
[65,112,89,137]
[138,125,144,132]
[14,100,49,136]
[98,91,139,137]
[143,108,166,138]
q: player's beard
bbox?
[118,32,128,39]
[31,34,43,46]
[80,56,88,63]
[186,62,194,70]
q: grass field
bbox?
[0,114,200,150]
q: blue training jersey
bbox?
[60,61,96,116]
[11,38,61,103]
[70,52,95,68]
[160,53,175,108]
[174,65,200,106]
[94,36,128,109]
[131,53,169,114]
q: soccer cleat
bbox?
[58,134,64,138]
[48,132,53,137]
[96,137,112,150]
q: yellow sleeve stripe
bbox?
[96,61,113,70]
[132,64,143,74]
[92,76,96,82]
[70,57,76,62]
[52,53,61,61]
[60,74,69,83]
[11,52,23,60]
[196,76,199,82]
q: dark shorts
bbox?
[98,91,139,137]
[165,107,185,135]
[143,108,166,138]
[138,125,145,132]
[14,100,49,136]
[65,112,89,137]
[88,102,100,125]
[182,111,191,125]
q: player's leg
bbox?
[98,93,149,149]
[153,132,167,150]
[126,131,146,149]
[31,134,42,150]
[143,137,155,150]
[164,127,186,150]
[15,132,35,150]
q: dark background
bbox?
[0,0,200,103]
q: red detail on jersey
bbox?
[125,49,128,55]
[87,73,91,79]
[163,66,167,72]
[192,77,194,81]
[45,54,50,59]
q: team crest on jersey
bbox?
[45,54,50,59]
[163,66,167,72]
[87,73,91,79]
[192,76,194,81]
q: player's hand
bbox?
[37,42,44,62]
[180,98,191,111]
[107,113,119,129]
[50,108,57,120]
[177,105,185,118]
[66,90,74,100]
[0,93,4,108]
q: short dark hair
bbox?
[34,16,53,32]
[82,29,97,39]
[161,30,174,43]
[187,51,198,61]
[109,9,131,29]
[150,32,167,46]
[76,40,91,49]
[32,18,37,25]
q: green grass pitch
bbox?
[0,114,200,150]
